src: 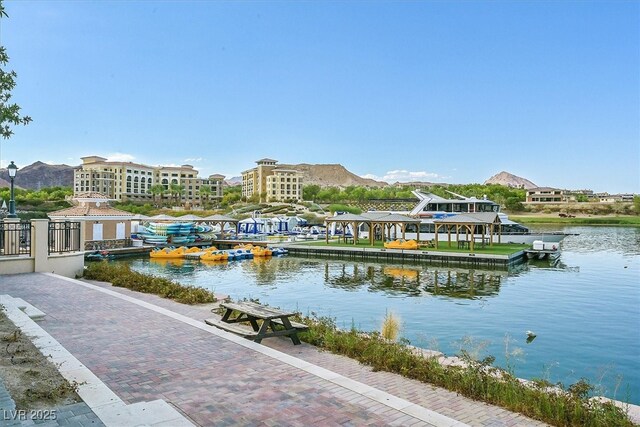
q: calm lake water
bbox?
[119,226,640,403]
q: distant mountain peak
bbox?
[278,163,387,188]
[484,171,537,189]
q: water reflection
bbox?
[148,258,196,275]
[143,250,579,300]
[319,261,507,299]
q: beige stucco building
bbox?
[525,187,571,203]
[74,156,224,207]
[48,192,134,249]
[241,158,303,202]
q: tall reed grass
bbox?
[381,310,401,341]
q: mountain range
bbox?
[1,161,536,191]
[0,161,74,190]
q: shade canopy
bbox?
[176,214,203,220]
[149,214,176,220]
[433,212,502,251]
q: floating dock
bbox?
[89,240,526,268]
[284,245,525,269]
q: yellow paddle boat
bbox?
[149,246,188,258]
[234,243,254,250]
[383,239,419,250]
[251,246,272,257]
[200,250,229,261]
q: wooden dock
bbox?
[91,240,526,268]
[285,245,525,269]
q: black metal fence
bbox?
[0,221,32,256]
[48,221,81,254]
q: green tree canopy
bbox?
[0,2,31,140]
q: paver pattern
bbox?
[0,273,547,426]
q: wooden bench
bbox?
[271,318,309,331]
[204,318,259,339]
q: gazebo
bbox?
[202,214,240,239]
[433,212,502,251]
[361,212,422,245]
[324,213,369,245]
[325,213,422,246]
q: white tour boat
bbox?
[366,190,571,244]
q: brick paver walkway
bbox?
[0,273,547,427]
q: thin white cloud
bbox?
[184,157,204,163]
[44,160,56,165]
[106,152,136,162]
[362,170,449,183]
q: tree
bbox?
[198,186,212,209]
[634,195,640,215]
[148,184,166,205]
[0,2,31,140]
[302,184,321,202]
[169,184,184,206]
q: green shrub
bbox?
[84,262,216,304]
[327,204,362,215]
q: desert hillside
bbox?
[484,171,537,189]
[0,161,74,189]
[279,163,387,188]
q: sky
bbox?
[0,0,638,193]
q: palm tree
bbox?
[199,186,213,209]
[148,184,167,206]
[169,184,185,206]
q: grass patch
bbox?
[296,315,634,427]
[299,239,527,256]
[83,262,217,304]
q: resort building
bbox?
[74,156,224,207]
[525,187,571,204]
[595,193,635,203]
[241,158,303,202]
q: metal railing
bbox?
[48,221,81,254]
[0,221,32,256]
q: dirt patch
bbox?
[0,310,80,410]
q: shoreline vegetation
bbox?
[507,214,640,226]
[82,263,635,426]
[83,262,217,304]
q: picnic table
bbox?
[205,301,308,345]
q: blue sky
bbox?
[1,1,638,193]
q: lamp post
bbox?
[7,161,18,218]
